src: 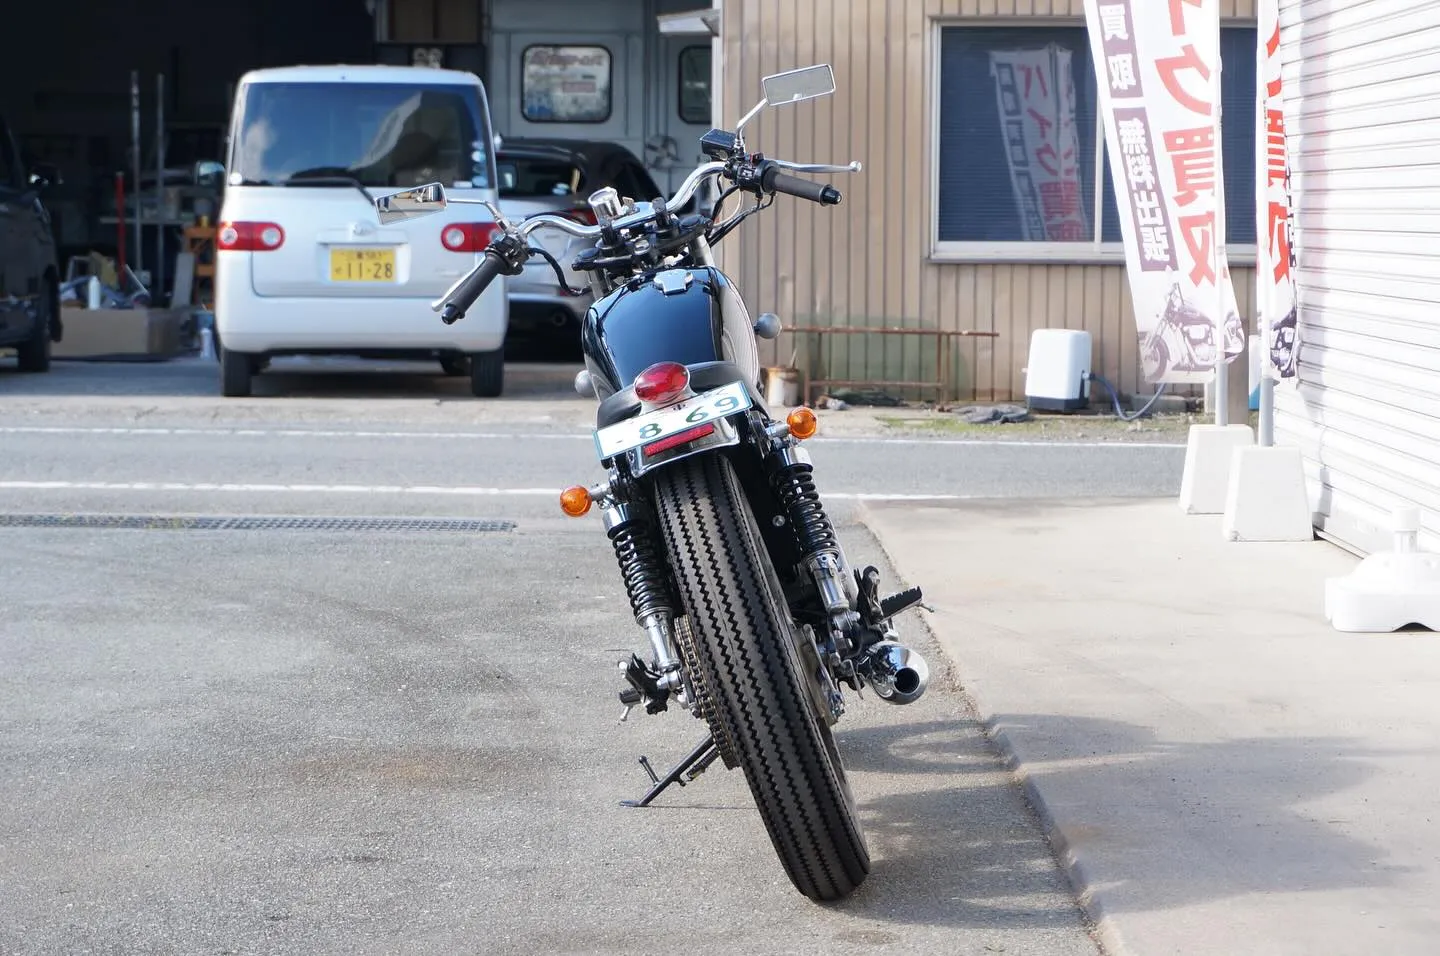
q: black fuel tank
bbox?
[581,267,760,399]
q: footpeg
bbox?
[854,565,925,624]
[879,586,924,619]
[619,653,669,715]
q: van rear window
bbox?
[496,156,586,198]
[231,82,494,189]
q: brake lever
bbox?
[769,160,863,174]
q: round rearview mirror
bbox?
[761,64,835,107]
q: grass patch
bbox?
[873,411,1200,441]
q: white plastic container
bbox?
[1024,329,1092,412]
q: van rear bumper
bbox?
[217,285,508,355]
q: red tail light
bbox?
[441,222,500,252]
[633,361,691,406]
[217,221,285,251]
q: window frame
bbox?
[928,16,1260,266]
[519,43,615,125]
[677,45,712,125]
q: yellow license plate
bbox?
[330,247,397,282]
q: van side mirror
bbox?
[28,163,61,190]
[194,160,225,189]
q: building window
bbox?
[678,46,712,124]
[521,44,613,123]
[934,24,1256,257]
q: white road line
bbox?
[0,425,1186,449]
[0,480,973,501]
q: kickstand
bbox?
[620,736,721,808]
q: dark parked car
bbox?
[0,113,61,371]
[494,138,665,336]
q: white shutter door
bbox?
[1275,0,1440,555]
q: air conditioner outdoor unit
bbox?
[1023,329,1091,412]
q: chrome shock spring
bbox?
[772,461,838,558]
[608,518,673,621]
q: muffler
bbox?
[857,641,930,705]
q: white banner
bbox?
[1257,0,1300,381]
[989,46,1092,242]
[1083,0,1245,385]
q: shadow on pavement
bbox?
[0,351,584,401]
[833,714,1407,927]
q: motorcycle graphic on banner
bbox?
[1083,0,1244,385]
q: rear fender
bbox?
[595,360,772,479]
[592,364,805,585]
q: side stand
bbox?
[620,736,720,808]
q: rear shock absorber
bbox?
[601,497,688,707]
[607,510,673,623]
[769,444,852,618]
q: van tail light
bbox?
[441,223,500,253]
[633,361,691,407]
[564,207,598,226]
[217,221,285,251]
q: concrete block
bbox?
[1222,445,1314,541]
[1326,508,1440,632]
[1178,424,1254,514]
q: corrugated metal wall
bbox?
[717,0,1257,403]
[1275,0,1440,556]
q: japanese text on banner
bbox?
[989,46,1091,242]
[1257,0,1299,379]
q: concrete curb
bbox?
[853,500,1130,956]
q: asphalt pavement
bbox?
[0,357,1187,955]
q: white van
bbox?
[215,65,508,397]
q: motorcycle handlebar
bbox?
[431,153,860,319]
[761,166,842,206]
[436,249,508,324]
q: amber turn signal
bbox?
[786,406,819,440]
[560,485,592,517]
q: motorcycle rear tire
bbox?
[651,452,870,902]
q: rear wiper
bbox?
[279,175,376,205]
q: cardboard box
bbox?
[53,306,185,360]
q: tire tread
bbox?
[652,453,868,901]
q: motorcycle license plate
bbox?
[593,381,752,459]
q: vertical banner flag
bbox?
[1257,0,1299,380]
[990,45,1092,242]
[1083,0,1245,385]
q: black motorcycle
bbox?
[372,64,930,903]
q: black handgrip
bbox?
[761,167,842,206]
[439,251,507,325]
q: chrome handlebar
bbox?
[428,153,861,318]
[450,160,734,241]
[447,156,860,242]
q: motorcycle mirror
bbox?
[737,64,836,144]
[761,64,835,107]
[374,182,448,223]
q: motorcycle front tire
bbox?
[651,452,870,902]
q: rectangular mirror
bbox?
[761,64,835,107]
[375,182,448,224]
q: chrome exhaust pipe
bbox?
[857,641,930,705]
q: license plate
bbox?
[329,247,397,282]
[593,381,752,459]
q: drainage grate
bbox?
[0,514,517,533]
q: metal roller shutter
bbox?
[1275,0,1440,555]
